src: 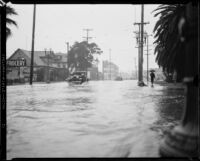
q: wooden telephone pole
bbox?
[30,4,36,85]
[134,5,149,86]
[83,29,93,77]
[144,34,152,85]
[66,42,69,54]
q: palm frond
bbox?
[153,4,187,79]
[6,28,11,38]
[152,5,177,14]
[6,5,18,39]
[6,18,18,26]
[6,6,17,16]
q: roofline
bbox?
[7,48,22,60]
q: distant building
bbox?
[6,48,68,84]
[98,71,103,80]
[52,52,68,69]
[87,65,98,80]
[102,60,119,80]
[120,72,132,80]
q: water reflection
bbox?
[7,81,184,158]
[150,86,185,138]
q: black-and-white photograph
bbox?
[2,1,199,159]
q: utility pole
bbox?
[140,4,144,86]
[134,57,137,79]
[65,42,69,54]
[134,5,149,86]
[102,61,104,80]
[109,49,111,80]
[83,29,92,78]
[46,49,50,83]
[83,29,93,43]
[30,4,36,85]
[144,34,152,85]
[95,59,99,80]
[65,42,70,78]
[146,34,149,84]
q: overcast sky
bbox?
[6,4,160,73]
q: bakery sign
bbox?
[7,59,26,67]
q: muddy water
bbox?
[7,80,184,158]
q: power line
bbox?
[65,42,69,54]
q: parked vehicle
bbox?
[66,71,88,84]
[115,76,123,81]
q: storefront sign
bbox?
[7,59,26,67]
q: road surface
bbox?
[7,80,184,158]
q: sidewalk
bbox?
[154,80,185,90]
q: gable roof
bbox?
[8,48,52,66]
[54,52,68,62]
[20,49,53,66]
[8,49,68,66]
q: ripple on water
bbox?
[7,80,184,158]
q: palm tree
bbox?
[153,4,186,81]
[156,3,199,157]
[6,5,17,39]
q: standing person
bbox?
[150,71,155,86]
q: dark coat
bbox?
[150,72,155,82]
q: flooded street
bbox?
[7,80,185,158]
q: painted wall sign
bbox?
[7,59,26,67]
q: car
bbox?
[66,71,88,84]
[115,76,123,81]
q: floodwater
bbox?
[7,80,185,158]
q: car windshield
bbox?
[72,72,86,75]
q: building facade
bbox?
[7,48,69,84]
[87,66,98,80]
[102,60,119,80]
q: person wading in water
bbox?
[150,71,155,87]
